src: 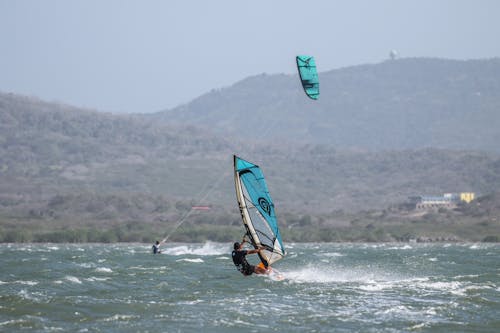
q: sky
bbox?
[1,0,499,113]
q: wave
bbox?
[163,242,228,256]
[95,267,113,273]
[176,258,204,263]
[65,276,82,284]
[282,264,400,284]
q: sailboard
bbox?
[233,155,285,268]
[296,55,320,100]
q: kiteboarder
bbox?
[232,237,270,276]
[152,240,162,254]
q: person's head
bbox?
[233,242,240,250]
[156,241,160,245]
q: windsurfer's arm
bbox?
[246,246,265,255]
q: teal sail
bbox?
[296,55,319,100]
[233,155,285,267]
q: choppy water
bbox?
[1,243,499,332]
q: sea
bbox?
[1,242,499,333]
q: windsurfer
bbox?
[152,240,162,254]
[232,238,270,276]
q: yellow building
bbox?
[460,192,475,203]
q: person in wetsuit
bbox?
[152,240,162,254]
[232,238,269,276]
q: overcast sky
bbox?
[1,1,499,113]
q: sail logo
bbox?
[258,197,271,216]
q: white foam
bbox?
[412,280,465,295]
[100,314,138,322]
[409,322,428,330]
[129,265,168,271]
[176,258,204,263]
[284,265,379,284]
[0,319,28,327]
[321,252,344,257]
[12,280,38,286]
[86,277,111,282]
[18,289,44,301]
[95,267,113,273]
[65,276,82,284]
[164,242,228,256]
[388,245,412,250]
[179,300,203,305]
[283,263,414,287]
[359,282,390,291]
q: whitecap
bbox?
[179,300,203,305]
[283,266,348,284]
[18,289,43,301]
[164,242,227,256]
[359,282,390,291]
[95,267,113,273]
[14,280,38,286]
[455,274,479,279]
[100,314,138,322]
[414,280,464,295]
[321,252,344,257]
[388,245,412,250]
[176,258,204,263]
[65,276,82,284]
[0,319,28,327]
[78,263,95,268]
[409,322,427,330]
[380,304,410,315]
[284,263,402,285]
[86,277,111,282]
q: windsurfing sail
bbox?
[296,55,320,100]
[233,155,285,267]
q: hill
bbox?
[152,58,500,152]
[2,92,500,214]
[2,56,500,242]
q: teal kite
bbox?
[296,55,319,100]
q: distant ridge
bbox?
[152,58,500,153]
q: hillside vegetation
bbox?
[1,58,500,242]
[153,58,500,152]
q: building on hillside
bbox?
[409,192,475,210]
[460,192,475,203]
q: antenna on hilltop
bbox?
[389,50,398,60]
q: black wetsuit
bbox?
[152,244,160,254]
[232,250,255,275]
